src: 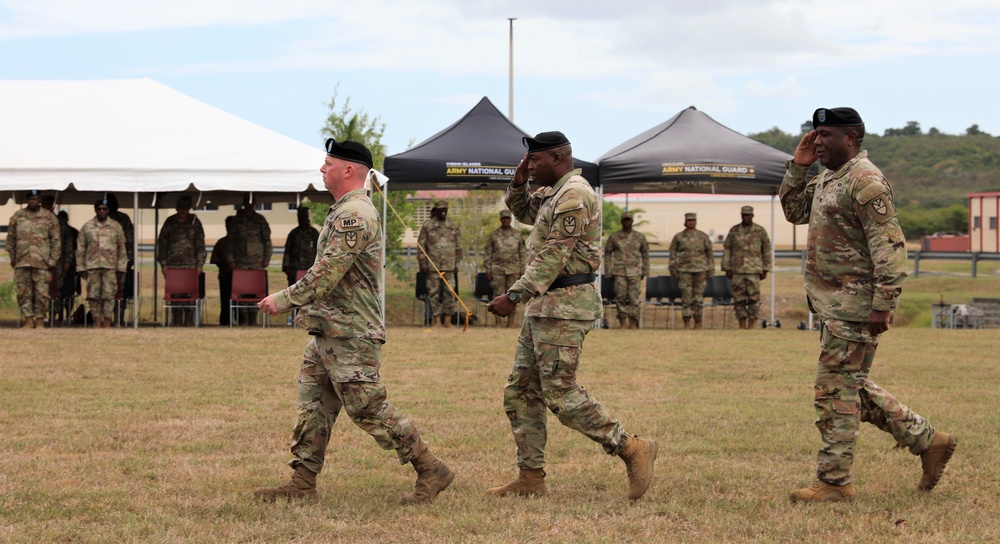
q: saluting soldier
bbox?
[483,209,526,327]
[254,138,454,505]
[603,210,649,329]
[486,131,657,501]
[669,212,714,329]
[721,206,771,330]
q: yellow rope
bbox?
[372,181,473,331]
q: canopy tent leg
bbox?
[770,194,776,328]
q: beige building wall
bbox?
[969,192,1000,253]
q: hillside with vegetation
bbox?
[749,122,1000,238]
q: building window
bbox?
[254,203,272,212]
[195,203,219,211]
[973,216,981,229]
[991,216,998,230]
[414,202,433,226]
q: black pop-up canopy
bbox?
[597,106,792,195]
[384,97,598,190]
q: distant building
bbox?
[969,192,1000,253]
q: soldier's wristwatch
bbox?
[506,290,520,303]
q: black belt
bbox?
[549,273,597,290]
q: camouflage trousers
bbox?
[490,273,518,326]
[677,272,707,318]
[502,316,628,470]
[814,323,935,485]
[288,336,425,475]
[14,267,51,319]
[731,274,761,320]
[85,268,118,320]
[613,275,642,320]
[427,270,457,318]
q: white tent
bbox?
[0,78,326,205]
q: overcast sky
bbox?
[2,0,998,162]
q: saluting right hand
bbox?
[512,154,530,187]
[793,130,818,166]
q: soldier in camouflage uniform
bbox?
[282,207,320,287]
[483,209,526,327]
[224,195,272,325]
[6,190,60,329]
[486,131,657,501]
[157,196,206,326]
[106,194,135,324]
[77,199,127,328]
[781,107,957,503]
[417,200,462,328]
[254,138,454,505]
[669,213,713,329]
[722,206,772,330]
[603,210,649,329]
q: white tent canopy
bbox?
[0,78,326,204]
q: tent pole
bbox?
[133,192,139,328]
[153,201,160,324]
[770,194,776,327]
[596,183,603,330]
[381,179,387,323]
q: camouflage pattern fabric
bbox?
[483,226,526,280]
[57,221,78,298]
[505,169,602,320]
[157,214,206,269]
[287,335,426,474]
[668,229,713,275]
[814,322,933,485]
[281,225,320,284]
[226,213,272,270]
[503,317,628,469]
[676,271,707,319]
[499,169,628,468]
[7,207,60,319]
[77,218,127,273]
[85,268,118,320]
[417,217,462,317]
[781,150,931,485]
[604,229,649,320]
[731,274,761,320]
[108,210,135,262]
[270,188,426,474]
[14,268,51,319]
[721,222,771,274]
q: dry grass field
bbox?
[1,325,998,543]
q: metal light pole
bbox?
[508,17,516,121]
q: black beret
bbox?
[25,189,40,198]
[522,131,571,153]
[326,138,373,169]
[813,107,864,129]
[95,198,110,208]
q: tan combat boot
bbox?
[485,468,547,497]
[400,449,455,504]
[618,317,627,330]
[629,317,640,330]
[619,435,657,501]
[738,319,747,330]
[747,319,757,330]
[21,317,35,329]
[918,431,958,491]
[693,317,703,330]
[790,480,855,502]
[441,315,452,329]
[683,317,691,330]
[253,466,318,502]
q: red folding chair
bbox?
[162,268,202,327]
[230,269,269,327]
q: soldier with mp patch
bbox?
[781,107,957,502]
[254,138,454,505]
[486,131,657,501]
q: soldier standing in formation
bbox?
[254,138,454,504]
[209,216,235,326]
[225,195,272,325]
[77,199,127,328]
[669,212,714,329]
[156,195,206,326]
[105,194,135,325]
[781,107,957,502]
[55,211,79,323]
[281,206,320,287]
[486,131,657,501]
[417,200,462,328]
[603,210,649,329]
[482,209,526,327]
[5,190,60,329]
[721,206,772,330]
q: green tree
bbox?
[314,84,416,280]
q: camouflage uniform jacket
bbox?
[483,227,526,276]
[780,150,906,328]
[6,208,60,269]
[669,229,714,274]
[282,225,320,272]
[225,212,272,269]
[60,222,78,270]
[417,217,462,270]
[77,218,127,272]
[604,229,649,277]
[505,168,602,321]
[272,188,385,342]
[109,210,135,262]
[156,214,206,268]
[721,222,772,274]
